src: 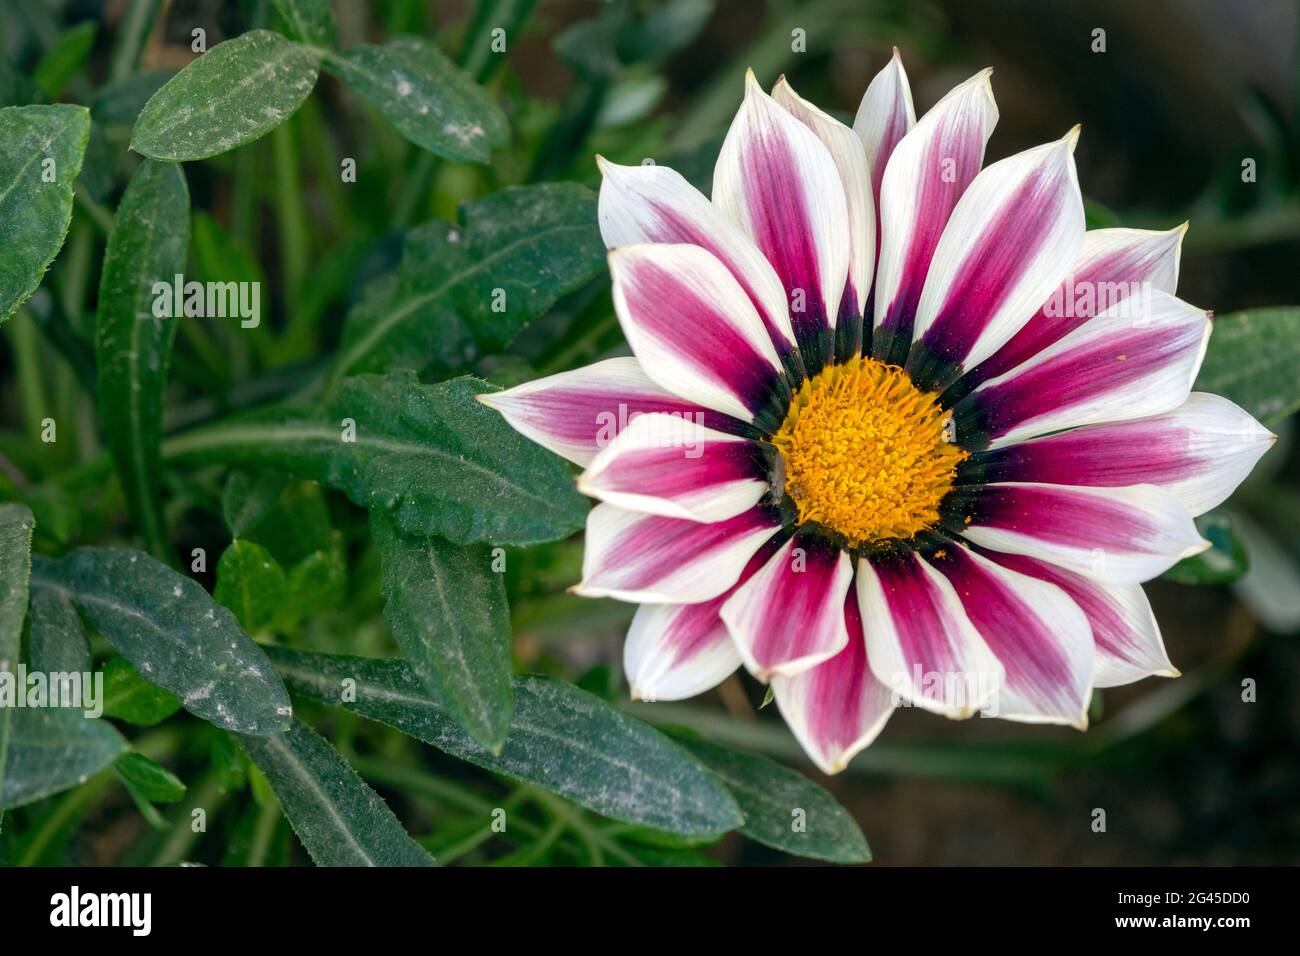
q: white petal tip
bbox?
[594,154,610,173]
[744,67,761,93]
[628,684,643,702]
[475,392,499,407]
[1063,124,1082,151]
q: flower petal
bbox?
[906,129,1086,392]
[721,534,853,680]
[955,481,1208,585]
[954,289,1211,449]
[772,588,894,775]
[609,243,786,425]
[773,76,876,357]
[964,224,1186,390]
[856,548,1002,718]
[477,357,731,467]
[596,157,798,355]
[871,69,998,365]
[713,70,850,369]
[982,549,1177,689]
[966,393,1275,517]
[623,542,779,702]
[928,545,1093,727]
[852,47,916,217]
[578,412,769,522]
[575,503,780,604]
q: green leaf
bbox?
[0,504,34,818]
[30,548,292,735]
[165,372,589,546]
[101,654,182,726]
[270,648,745,837]
[371,511,512,752]
[0,104,90,326]
[0,709,127,809]
[214,540,288,634]
[221,469,290,538]
[96,158,190,558]
[26,587,91,673]
[32,21,98,99]
[131,30,321,161]
[1195,307,1300,426]
[674,735,871,863]
[272,0,337,47]
[333,183,604,380]
[113,751,186,803]
[0,503,32,668]
[236,718,435,867]
[325,36,506,162]
[281,546,346,625]
[1162,510,1248,585]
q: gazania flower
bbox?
[480,53,1274,774]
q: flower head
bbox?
[480,52,1274,774]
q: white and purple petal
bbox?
[871,69,998,365]
[609,243,786,424]
[856,548,1002,718]
[967,393,1274,517]
[954,289,1211,449]
[713,71,850,368]
[852,47,916,220]
[623,542,779,702]
[773,76,876,357]
[772,588,895,775]
[477,357,733,467]
[964,224,1186,390]
[596,158,798,356]
[983,549,1177,689]
[906,129,1086,392]
[928,545,1094,727]
[956,481,1208,585]
[575,503,780,603]
[578,412,769,523]
[721,534,854,680]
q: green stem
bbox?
[108,0,162,82]
[9,309,47,442]
[271,122,309,318]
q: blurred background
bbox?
[3,0,1299,865]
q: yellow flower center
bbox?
[771,355,967,547]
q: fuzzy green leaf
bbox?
[0,104,90,325]
[272,0,336,47]
[0,504,34,818]
[1195,307,1300,427]
[674,735,870,863]
[131,31,320,161]
[165,373,588,546]
[221,470,290,538]
[325,36,506,162]
[26,587,91,673]
[332,183,603,381]
[214,539,288,634]
[371,511,512,752]
[113,751,186,803]
[30,548,291,735]
[96,158,190,557]
[0,709,127,810]
[271,648,745,837]
[100,654,182,726]
[236,718,435,867]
